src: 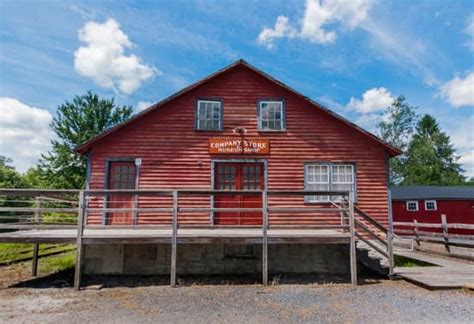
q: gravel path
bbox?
[1,280,473,323]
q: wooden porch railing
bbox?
[0,188,389,290]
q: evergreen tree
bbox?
[378,96,418,184]
[402,114,464,185]
[40,92,133,189]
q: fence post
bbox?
[262,190,268,286]
[386,189,395,277]
[74,190,86,290]
[413,219,420,249]
[348,191,357,285]
[170,190,178,287]
[32,243,39,277]
[441,214,450,253]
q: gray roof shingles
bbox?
[390,186,474,200]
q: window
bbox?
[305,163,355,202]
[406,200,419,212]
[108,161,136,189]
[425,200,437,211]
[196,100,222,131]
[258,101,285,131]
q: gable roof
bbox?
[75,59,401,156]
[391,186,474,200]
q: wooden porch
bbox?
[0,188,377,290]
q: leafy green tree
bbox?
[378,96,418,184]
[40,92,133,189]
[402,114,464,185]
[0,156,29,188]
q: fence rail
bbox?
[394,214,474,253]
[0,188,381,290]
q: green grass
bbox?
[38,250,75,273]
[0,243,76,274]
[394,255,436,267]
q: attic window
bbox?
[196,100,222,131]
[258,101,285,131]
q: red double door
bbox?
[214,162,264,225]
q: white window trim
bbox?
[258,100,285,131]
[304,163,356,203]
[406,200,419,212]
[305,164,330,202]
[196,100,222,131]
[425,200,437,211]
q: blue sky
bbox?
[0,0,473,176]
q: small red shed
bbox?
[391,186,474,235]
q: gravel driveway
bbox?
[1,279,473,323]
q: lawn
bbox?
[0,243,75,274]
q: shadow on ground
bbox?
[7,270,384,289]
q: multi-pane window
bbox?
[305,163,355,202]
[406,200,419,212]
[425,200,437,211]
[258,101,285,131]
[196,100,222,130]
[109,162,136,189]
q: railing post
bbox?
[74,190,86,291]
[348,191,357,285]
[413,219,420,249]
[34,197,41,224]
[387,189,395,277]
[32,197,41,277]
[262,190,268,286]
[170,190,178,287]
[441,214,450,253]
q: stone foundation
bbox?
[83,244,350,275]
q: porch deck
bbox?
[0,227,350,244]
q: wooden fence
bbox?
[394,214,474,253]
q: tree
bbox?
[378,96,418,184]
[402,114,464,185]
[40,92,133,189]
[0,156,29,188]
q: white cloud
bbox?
[258,16,297,49]
[74,18,159,95]
[0,97,53,172]
[439,72,474,107]
[347,87,395,114]
[258,0,374,48]
[450,116,474,178]
[465,14,474,51]
[136,101,153,112]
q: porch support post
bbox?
[348,191,358,285]
[387,189,395,277]
[170,190,178,287]
[262,190,268,286]
[74,190,86,290]
[32,243,39,277]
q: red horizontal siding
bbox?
[393,200,474,235]
[87,66,389,227]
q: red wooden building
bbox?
[74,59,400,277]
[391,186,474,235]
